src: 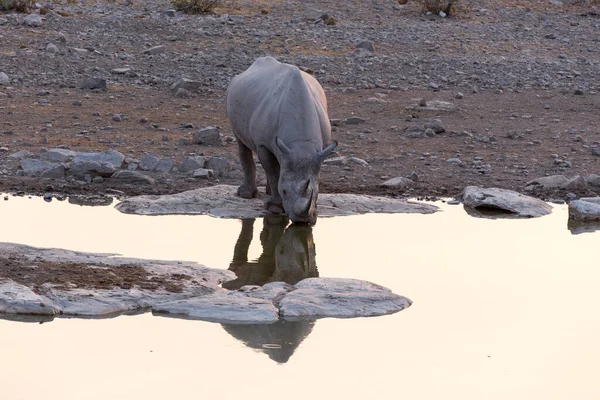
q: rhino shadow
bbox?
[222,216,318,363]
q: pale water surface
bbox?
[1,195,599,400]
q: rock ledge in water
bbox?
[461,186,552,218]
[115,184,438,217]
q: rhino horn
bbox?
[317,140,338,161]
[275,136,292,156]
[293,191,313,217]
[298,179,310,195]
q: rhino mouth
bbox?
[290,192,316,224]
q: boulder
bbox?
[154,159,174,173]
[193,126,223,146]
[115,184,438,217]
[204,156,232,176]
[568,197,600,222]
[279,278,411,320]
[461,186,552,218]
[39,148,76,163]
[72,150,124,168]
[0,280,59,316]
[81,77,107,90]
[68,160,115,178]
[562,175,588,190]
[524,175,569,191]
[179,156,207,173]
[20,159,65,178]
[586,174,600,188]
[138,154,160,171]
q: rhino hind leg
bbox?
[257,146,284,214]
[237,140,258,199]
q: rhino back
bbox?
[227,57,331,153]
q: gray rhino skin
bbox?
[226,56,337,224]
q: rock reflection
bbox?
[223,216,318,290]
[222,216,319,363]
[568,220,600,235]
[222,320,316,364]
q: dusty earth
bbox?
[1,0,600,202]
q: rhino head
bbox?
[276,138,337,224]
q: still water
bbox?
[1,195,599,400]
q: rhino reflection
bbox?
[223,217,318,290]
[222,217,318,363]
[222,320,315,364]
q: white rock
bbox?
[0,280,59,316]
[0,72,9,86]
[461,186,552,218]
[153,292,280,324]
[115,184,438,217]
[279,278,411,320]
[23,14,42,27]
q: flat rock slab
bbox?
[279,278,412,320]
[153,293,280,324]
[461,186,552,218]
[0,244,411,323]
[568,197,600,222]
[115,184,438,217]
[0,242,233,318]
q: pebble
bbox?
[0,72,9,86]
[46,43,59,54]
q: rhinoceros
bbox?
[226,57,337,224]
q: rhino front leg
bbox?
[257,146,284,214]
[236,140,258,199]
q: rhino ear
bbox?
[275,137,292,157]
[318,140,338,161]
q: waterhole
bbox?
[0,194,599,400]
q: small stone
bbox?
[424,128,435,137]
[81,77,107,90]
[112,114,122,122]
[345,116,366,125]
[446,158,463,165]
[455,92,464,99]
[170,78,202,93]
[356,40,375,52]
[592,147,600,157]
[111,68,132,75]
[46,43,59,54]
[110,170,155,185]
[193,168,214,179]
[162,9,176,17]
[419,98,427,107]
[23,14,42,27]
[574,88,584,95]
[380,177,414,190]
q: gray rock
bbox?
[205,156,231,176]
[20,159,65,178]
[110,170,155,185]
[69,160,115,178]
[23,14,42,27]
[425,119,445,134]
[424,128,436,137]
[144,45,167,55]
[592,147,600,157]
[446,157,463,165]
[179,156,207,173]
[170,78,202,93]
[46,43,59,54]
[111,68,132,75]
[193,168,214,179]
[345,116,366,125]
[562,175,588,191]
[162,9,176,17]
[0,72,9,86]
[524,175,569,191]
[39,148,76,163]
[461,186,552,218]
[154,159,174,173]
[356,40,375,52]
[380,177,415,190]
[174,88,192,98]
[193,126,223,146]
[138,154,160,171]
[153,292,279,324]
[115,184,438,217]
[586,174,600,188]
[81,77,107,90]
[279,278,411,320]
[9,150,35,160]
[569,198,600,222]
[72,149,124,168]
